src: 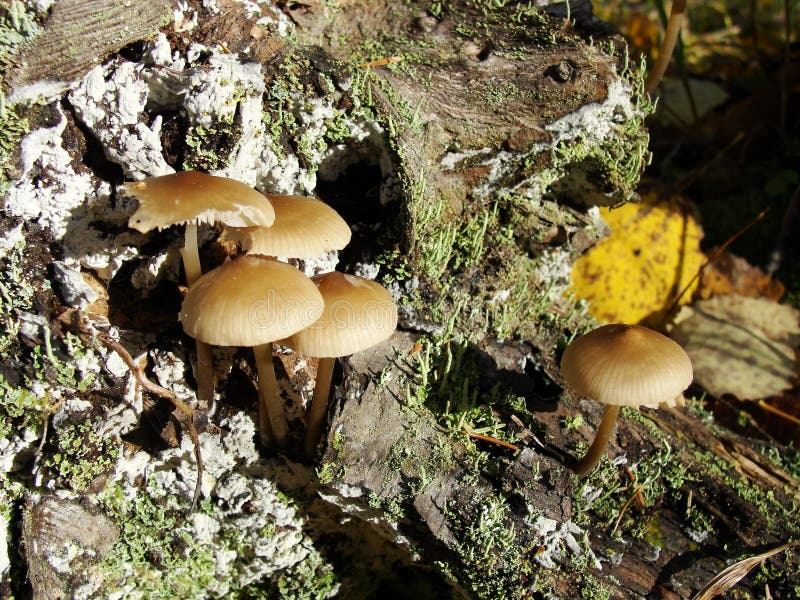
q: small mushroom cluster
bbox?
[121,171,398,456]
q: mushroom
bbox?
[560,324,693,476]
[121,171,275,403]
[122,171,275,284]
[281,272,397,457]
[225,194,351,259]
[179,255,323,447]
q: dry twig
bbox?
[463,428,519,451]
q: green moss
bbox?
[691,448,800,533]
[750,546,800,599]
[96,484,220,598]
[761,444,800,481]
[406,334,522,446]
[444,493,527,599]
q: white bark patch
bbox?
[473,76,639,199]
[69,62,172,180]
[530,515,600,570]
[3,110,95,239]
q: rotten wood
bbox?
[4,0,171,99]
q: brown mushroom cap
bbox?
[179,255,324,347]
[282,272,397,357]
[226,195,351,258]
[122,171,275,233]
[560,324,693,408]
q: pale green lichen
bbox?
[0,238,65,445]
[184,123,241,172]
[44,418,119,492]
[92,477,338,600]
[0,0,40,62]
[254,552,337,600]
[94,484,221,598]
[444,493,528,599]
[315,431,346,485]
[0,104,30,193]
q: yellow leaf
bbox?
[570,191,705,326]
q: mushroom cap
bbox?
[226,195,351,258]
[122,171,275,233]
[179,255,323,347]
[560,324,693,408]
[282,272,397,357]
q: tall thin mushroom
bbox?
[120,171,275,403]
[560,324,693,476]
[281,272,397,457]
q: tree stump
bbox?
[1,0,797,598]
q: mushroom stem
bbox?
[195,342,215,403]
[253,342,289,447]
[573,404,621,476]
[304,356,335,458]
[180,222,203,285]
[644,0,687,97]
[180,222,216,405]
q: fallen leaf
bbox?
[692,543,794,600]
[672,295,800,400]
[654,77,730,127]
[570,190,705,326]
[698,252,784,301]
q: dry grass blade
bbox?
[691,543,794,600]
[97,333,204,510]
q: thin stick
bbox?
[305,356,335,458]
[625,467,646,508]
[758,399,800,427]
[253,342,289,447]
[464,429,519,451]
[665,208,768,317]
[645,0,687,97]
[610,485,643,535]
[98,333,204,509]
[573,404,621,476]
